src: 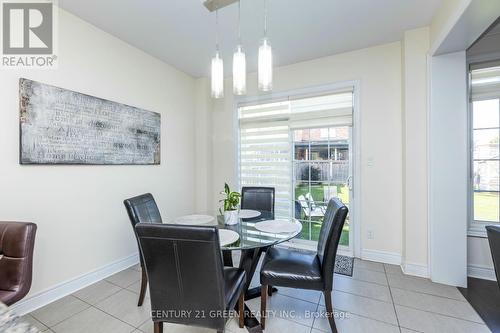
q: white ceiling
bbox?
[59,0,443,78]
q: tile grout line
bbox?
[386,283,468,302]
[317,294,404,329]
[383,265,403,333]
[343,276,389,287]
[105,275,142,290]
[391,287,474,309]
[35,268,146,331]
[31,296,92,329]
[395,303,490,326]
[272,291,322,306]
[44,270,141,329]
[362,274,467,304]
[274,284,394,311]
[45,286,145,332]
[311,306,402,333]
[331,283,394,304]
[83,300,144,331]
[71,282,125,308]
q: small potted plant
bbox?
[219,183,241,225]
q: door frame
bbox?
[234,80,362,258]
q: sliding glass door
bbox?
[238,88,355,253]
[292,126,352,252]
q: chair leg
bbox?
[260,284,268,329]
[153,322,163,333]
[238,292,245,328]
[323,291,337,333]
[267,285,273,297]
[138,266,147,306]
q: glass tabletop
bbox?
[171,210,303,250]
[216,212,303,250]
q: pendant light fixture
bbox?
[258,0,273,92]
[211,9,224,98]
[232,0,246,95]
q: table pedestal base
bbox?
[223,247,278,332]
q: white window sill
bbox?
[468,222,496,238]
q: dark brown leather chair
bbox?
[260,198,348,332]
[135,223,246,333]
[486,225,500,289]
[0,222,37,306]
[124,193,162,306]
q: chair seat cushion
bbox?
[224,267,246,310]
[260,247,324,290]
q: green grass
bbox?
[474,192,499,222]
[294,184,349,204]
[294,183,350,246]
[298,221,350,246]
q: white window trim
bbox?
[233,80,361,257]
[467,96,500,237]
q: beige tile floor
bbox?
[24,258,491,333]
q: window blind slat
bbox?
[471,66,500,100]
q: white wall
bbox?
[429,0,471,53]
[0,8,196,303]
[429,51,468,287]
[430,0,500,55]
[202,42,403,260]
[401,27,430,277]
[194,78,213,213]
[468,237,496,280]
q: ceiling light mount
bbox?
[203,0,238,12]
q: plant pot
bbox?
[224,210,239,225]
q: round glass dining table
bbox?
[215,213,303,251]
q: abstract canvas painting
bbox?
[19,78,161,165]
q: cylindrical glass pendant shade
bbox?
[211,51,224,99]
[233,45,246,95]
[258,38,273,91]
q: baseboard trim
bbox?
[360,249,401,265]
[11,253,140,316]
[402,261,429,278]
[468,264,497,281]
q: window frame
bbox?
[467,62,500,237]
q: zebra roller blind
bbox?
[471,61,500,101]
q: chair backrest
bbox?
[486,225,500,289]
[0,222,37,305]
[298,195,308,209]
[135,223,226,330]
[316,198,348,291]
[305,193,317,208]
[124,193,162,266]
[241,187,275,219]
[124,193,162,226]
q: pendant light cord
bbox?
[264,0,268,37]
[215,9,219,51]
[238,0,241,44]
